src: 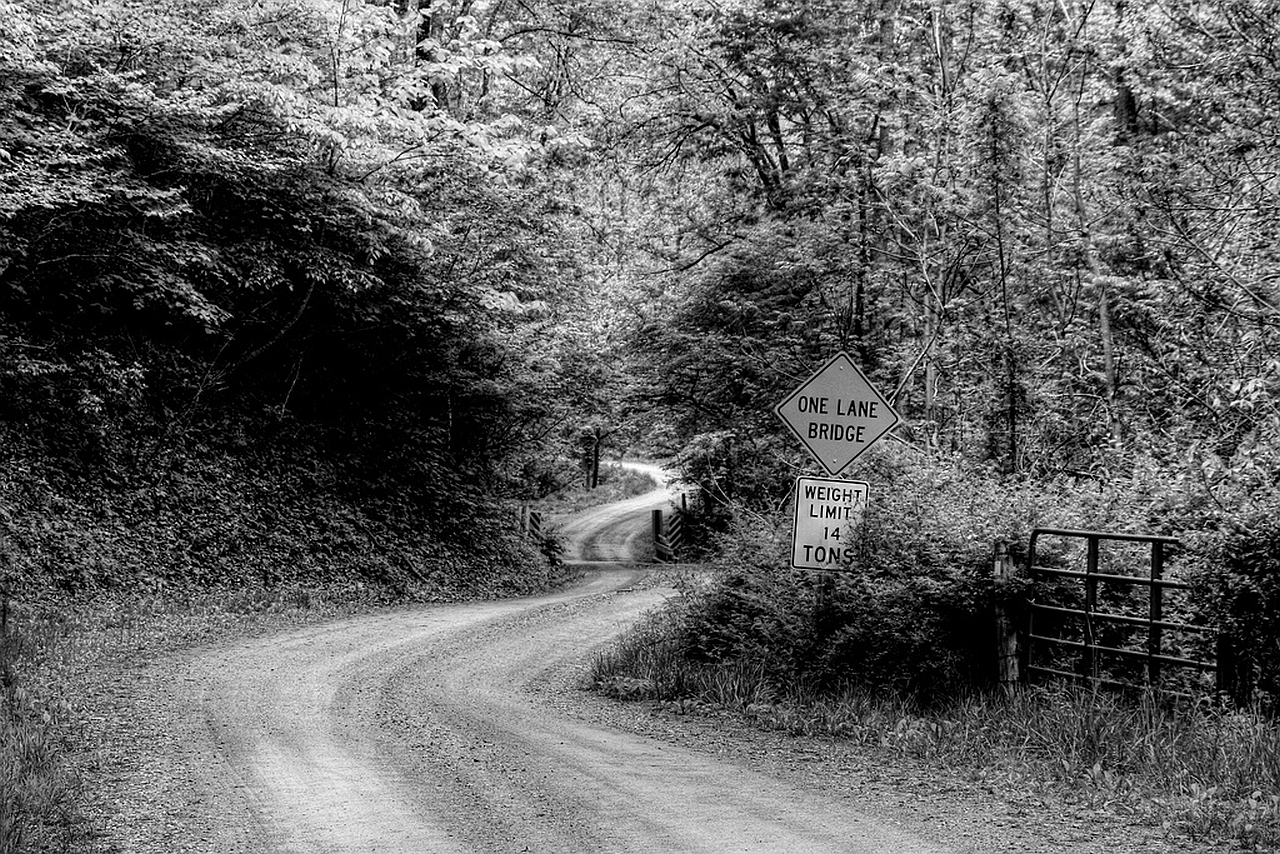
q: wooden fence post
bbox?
[993,540,1020,694]
[1217,631,1253,707]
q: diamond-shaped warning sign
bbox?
[775,351,900,476]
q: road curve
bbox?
[552,461,681,563]
[154,474,954,854]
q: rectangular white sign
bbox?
[789,476,869,571]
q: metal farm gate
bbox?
[1025,527,1222,695]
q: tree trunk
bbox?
[1097,279,1122,443]
[923,296,940,452]
[1070,39,1123,448]
[590,433,601,489]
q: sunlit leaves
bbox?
[607,0,1280,496]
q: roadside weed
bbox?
[2,624,88,854]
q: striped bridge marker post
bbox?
[519,503,543,543]
[652,509,673,562]
[665,508,684,558]
[652,508,684,563]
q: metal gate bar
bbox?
[1032,566,1191,589]
[1027,633,1217,670]
[1026,527,1214,691]
[1030,602,1210,634]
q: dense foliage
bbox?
[578,0,1280,702]
[622,0,1280,493]
[664,445,1060,702]
[4,1,1280,850]
[1188,492,1280,708]
[3,0,1278,683]
[0,0,612,594]
[1,0,1277,681]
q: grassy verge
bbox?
[1,675,83,853]
[591,607,1280,853]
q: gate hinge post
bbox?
[994,540,1021,693]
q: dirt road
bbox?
[92,468,956,854]
[77,467,1192,854]
[553,461,678,563]
[169,569,946,853]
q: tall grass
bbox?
[1,685,84,854]
[2,596,89,854]
[592,610,1280,852]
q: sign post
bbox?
[775,351,898,572]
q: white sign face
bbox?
[790,476,869,571]
[775,351,900,476]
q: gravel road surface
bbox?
[78,468,1192,854]
[165,568,949,853]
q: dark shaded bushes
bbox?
[1185,492,1280,709]
[0,447,548,598]
[0,38,571,598]
[669,447,1066,704]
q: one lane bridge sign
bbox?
[775,351,900,475]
